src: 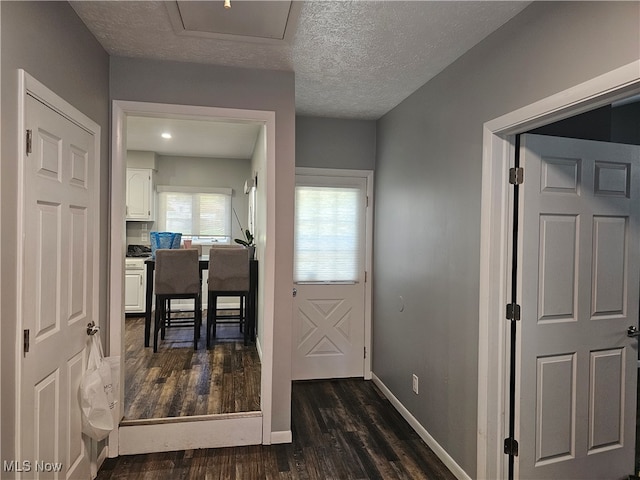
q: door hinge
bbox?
[509,167,523,185]
[506,303,521,321]
[504,437,519,456]
[366,196,369,207]
[364,271,367,283]
[23,329,30,357]
[364,347,367,359]
[26,129,32,155]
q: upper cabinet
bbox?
[126,168,155,220]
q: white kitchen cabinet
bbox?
[125,258,146,313]
[126,168,155,220]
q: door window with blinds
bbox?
[294,176,366,283]
[157,186,232,243]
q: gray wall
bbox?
[373,1,640,476]
[250,126,268,346]
[296,116,376,170]
[0,0,110,465]
[110,56,296,436]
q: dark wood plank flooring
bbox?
[99,378,456,479]
[124,315,260,420]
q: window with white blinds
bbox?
[294,183,365,283]
[157,186,232,240]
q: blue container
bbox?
[150,232,182,257]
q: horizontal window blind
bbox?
[158,187,231,237]
[294,185,363,282]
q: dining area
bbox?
[117,129,266,447]
[142,245,259,353]
[122,241,260,422]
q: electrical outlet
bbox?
[412,374,419,394]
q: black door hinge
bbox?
[509,167,523,185]
[26,129,32,155]
[23,329,30,357]
[506,303,521,321]
[504,437,519,456]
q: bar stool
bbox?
[206,247,250,348]
[153,249,201,352]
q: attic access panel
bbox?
[169,1,298,43]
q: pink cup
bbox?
[183,239,192,249]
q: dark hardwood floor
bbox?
[99,378,456,479]
[124,315,260,420]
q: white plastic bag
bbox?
[104,354,121,426]
[79,333,116,440]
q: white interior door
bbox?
[517,134,640,479]
[19,92,98,479]
[292,174,368,380]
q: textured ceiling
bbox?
[71,1,530,120]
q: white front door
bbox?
[292,173,368,380]
[19,89,98,478]
[517,134,640,479]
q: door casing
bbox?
[15,69,102,476]
[109,100,277,454]
[293,167,374,381]
[477,60,640,479]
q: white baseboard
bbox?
[371,373,471,480]
[118,413,262,455]
[90,439,108,479]
[96,442,108,477]
[270,430,292,444]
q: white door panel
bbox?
[293,174,368,380]
[517,134,640,479]
[20,94,96,479]
[293,283,365,379]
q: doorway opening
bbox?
[477,61,640,479]
[109,100,276,455]
[292,168,374,381]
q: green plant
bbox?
[234,228,254,247]
[233,208,255,247]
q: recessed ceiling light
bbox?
[161,132,172,139]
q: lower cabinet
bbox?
[125,258,146,313]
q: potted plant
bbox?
[233,209,255,259]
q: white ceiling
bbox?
[70,0,531,120]
[72,1,533,158]
[126,116,262,158]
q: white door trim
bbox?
[15,69,101,473]
[295,167,374,379]
[477,60,640,480]
[109,100,276,453]
[1,4,4,453]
